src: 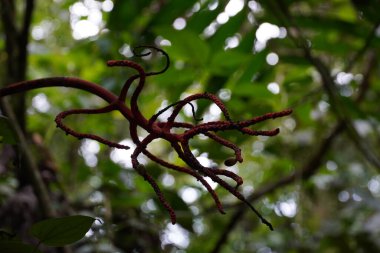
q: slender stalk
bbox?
[0,46,291,228]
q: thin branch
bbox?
[267,0,380,171]
[344,21,380,73]
[210,6,379,249]
[18,0,35,75]
[0,0,19,80]
[209,122,345,253]
[0,98,56,218]
[0,0,55,219]
[0,46,290,228]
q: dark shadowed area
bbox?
[1,0,380,252]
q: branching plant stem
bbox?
[0,46,291,229]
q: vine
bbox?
[0,46,292,230]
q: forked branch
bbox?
[0,46,292,230]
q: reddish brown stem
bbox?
[0,46,291,229]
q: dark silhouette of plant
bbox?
[0,46,292,230]
[0,215,95,252]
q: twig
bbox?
[0,46,291,229]
[268,0,380,171]
[344,21,380,73]
[210,2,379,251]
[209,122,344,253]
[0,98,55,218]
[19,0,35,75]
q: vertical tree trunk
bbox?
[0,0,56,219]
[0,0,34,130]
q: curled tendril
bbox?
[149,100,203,127]
[0,45,292,230]
[132,45,170,75]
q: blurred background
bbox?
[1,0,380,252]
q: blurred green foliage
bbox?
[1,0,380,252]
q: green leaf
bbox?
[107,0,151,31]
[232,82,272,99]
[154,27,210,66]
[0,115,18,144]
[209,50,250,75]
[0,241,42,253]
[29,215,95,247]
[150,0,197,25]
[186,3,224,34]
[0,229,17,241]
[209,10,246,49]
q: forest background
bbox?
[1,0,380,252]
